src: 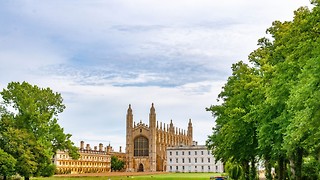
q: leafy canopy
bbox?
[0,81,79,179]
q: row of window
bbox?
[169,157,212,164]
[80,156,109,161]
[169,165,219,171]
[56,167,109,174]
[168,150,210,156]
[57,161,109,167]
[59,154,109,161]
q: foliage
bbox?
[225,161,242,180]
[206,62,261,179]
[40,164,56,177]
[0,148,16,179]
[301,156,320,180]
[0,81,79,179]
[111,156,125,172]
[207,2,320,180]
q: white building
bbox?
[166,143,223,173]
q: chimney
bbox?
[94,146,97,151]
[119,146,122,153]
[80,141,84,150]
[86,144,90,150]
[107,144,112,154]
[192,141,198,146]
[99,143,103,151]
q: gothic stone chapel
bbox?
[125,103,193,172]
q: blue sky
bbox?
[0,0,312,151]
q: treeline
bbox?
[0,82,79,180]
[206,1,320,180]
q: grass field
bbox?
[32,173,225,180]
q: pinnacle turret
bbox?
[149,103,156,128]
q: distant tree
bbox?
[111,156,125,172]
[0,81,79,180]
[0,148,16,180]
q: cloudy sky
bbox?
[0,0,312,151]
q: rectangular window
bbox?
[176,151,178,155]
[195,151,197,155]
[176,158,178,163]
[195,166,197,169]
[182,166,185,170]
[208,166,211,170]
[188,151,191,155]
[208,158,210,163]
[182,151,184,155]
[170,158,172,163]
[195,158,197,163]
[202,166,204,170]
[216,166,218,171]
[170,166,172,170]
[176,166,178,170]
[208,151,210,155]
[170,151,172,156]
[201,158,204,163]
[201,151,203,155]
[189,158,191,163]
[182,158,185,163]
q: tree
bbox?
[0,148,16,180]
[206,62,262,179]
[0,115,38,180]
[208,1,320,180]
[225,161,242,180]
[111,156,125,172]
[0,81,79,179]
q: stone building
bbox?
[166,142,224,173]
[126,103,193,172]
[53,141,124,174]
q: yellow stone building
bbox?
[53,141,125,174]
[126,103,193,172]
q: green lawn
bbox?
[32,173,224,180]
[134,173,223,180]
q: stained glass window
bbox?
[134,136,149,156]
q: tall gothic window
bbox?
[134,136,149,156]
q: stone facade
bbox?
[53,141,125,174]
[126,103,193,172]
[166,143,224,173]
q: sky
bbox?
[0,0,312,151]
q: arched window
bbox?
[134,136,149,156]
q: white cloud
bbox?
[0,0,313,150]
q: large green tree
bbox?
[207,1,320,180]
[0,81,79,179]
[206,62,262,179]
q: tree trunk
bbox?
[278,155,285,180]
[25,177,30,180]
[250,156,256,180]
[264,157,272,180]
[295,147,303,180]
[290,158,296,180]
[242,161,250,180]
[289,148,303,180]
[3,175,7,180]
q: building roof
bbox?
[166,145,208,150]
